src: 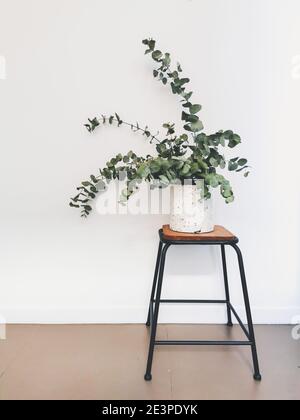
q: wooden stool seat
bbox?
[162,224,236,242]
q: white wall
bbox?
[0,0,299,324]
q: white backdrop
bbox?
[0,0,299,324]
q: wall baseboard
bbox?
[1,305,299,324]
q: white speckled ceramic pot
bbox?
[170,184,214,233]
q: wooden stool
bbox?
[144,225,261,381]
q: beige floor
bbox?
[0,324,299,400]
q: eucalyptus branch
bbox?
[142,38,204,134]
[84,114,161,144]
[70,150,149,217]
[69,37,251,217]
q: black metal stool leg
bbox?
[144,243,170,381]
[231,243,262,381]
[146,241,163,327]
[221,245,233,327]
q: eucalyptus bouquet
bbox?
[70,39,249,218]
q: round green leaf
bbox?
[225,196,234,204]
[189,104,202,114]
[238,158,247,166]
[159,175,169,185]
[190,120,204,132]
[152,50,162,60]
[181,163,190,175]
[228,161,238,171]
[150,160,161,173]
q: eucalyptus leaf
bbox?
[150,160,161,173]
[181,163,190,176]
[225,196,234,204]
[189,104,202,114]
[238,158,247,166]
[228,161,239,171]
[152,50,162,60]
[190,120,204,132]
[159,175,169,185]
[137,164,150,178]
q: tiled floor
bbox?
[0,324,299,400]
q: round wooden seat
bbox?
[162,224,236,242]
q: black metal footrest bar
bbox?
[153,299,227,304]
[148,300,251,342]
[155,340,253,346]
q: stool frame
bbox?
[144,229,261,382]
